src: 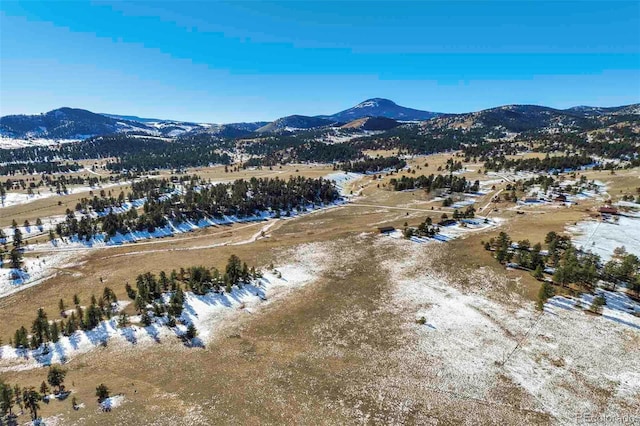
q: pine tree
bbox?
[536,281,555,311]
[590,295,606,314]
[50,321,60,343]
[47,365,67,393]
[117,313,130,328]
[533,264,544,280]
[0,379,14,417]
[186,323,197,339]
[95,384,109,403]
[39,381,49,397]
[9,247,22,269]
[22,387,41,421]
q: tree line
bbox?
[389,174,480,193]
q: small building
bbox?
[377,226,395,234]
[598,206,618,215]
[554,194,567,202]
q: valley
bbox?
[0,99,639,425]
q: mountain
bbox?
[101,113,167,123]
[0,107,155,139]
[425,104,640,134]
[196,122,269,138]
[563,104,640,117]
[255,115,336,133]
[340,116,401,131]
[322,98,438,122]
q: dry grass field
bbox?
[1,157,639,425]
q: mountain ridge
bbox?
[2,100,638,140]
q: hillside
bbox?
[340,116,401,131]
[425,104,640,134]
[255,115,336,133]
[0,108,154,139]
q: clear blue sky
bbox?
[1,1,639,123]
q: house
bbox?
[377,226,395,234]
[554,194,567,202]
[598,206,619,215]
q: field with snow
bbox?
[0,242,329,372]
[0,252,77,298]
[0,136,80,149]
[0,155,638,424]
[569,215,640,261]
[379,238,640,424]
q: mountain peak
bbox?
[354,98,397,109]
[325,98,438,121]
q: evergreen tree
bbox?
[47,365,67,394]
[95,384,109,403]
[533,264,544,280]
[22,387,41,421]
[537,281,555,311]
[186,323,197,339]
[0,379,14,418]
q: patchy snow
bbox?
[545,289,640,330]
[324,172,363,197]
[0,181,129,209]
[34,200,347,251]
[0,137,80,149]
[0,251,78,298]
[616,200,640,209]
[568,216,640,261]
[100,394,125,411]
[0,242,331,371]
[385,217,499,244]
[450,198,476,208]
[380,238,640,424]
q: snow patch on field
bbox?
[379,238,640,424]
[0,181,128,209]
[0,242,330,371]
[100,394,125,411]
[325,172,363,196]
[0,252,77,298]
[568,216,640,261]
[0,137,79,149]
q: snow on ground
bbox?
[325,172,363,196]
[546,289,640,330]
[616,200,640,209]
[386,217,499,244]
[35,201,347,251]
[568,215,640,261]
[380,238,640,424]
[99,395,125,411]
[0,242,331,372]
[450,198,476,208]
[1,202,346,298]
[0,181,128,209]
[1,221,57,245]
[0,137,80,149]
[36,414,65,426]
[0,251,78,298]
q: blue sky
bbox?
[1,1,639,123]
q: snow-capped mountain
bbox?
[321,98,439,122]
